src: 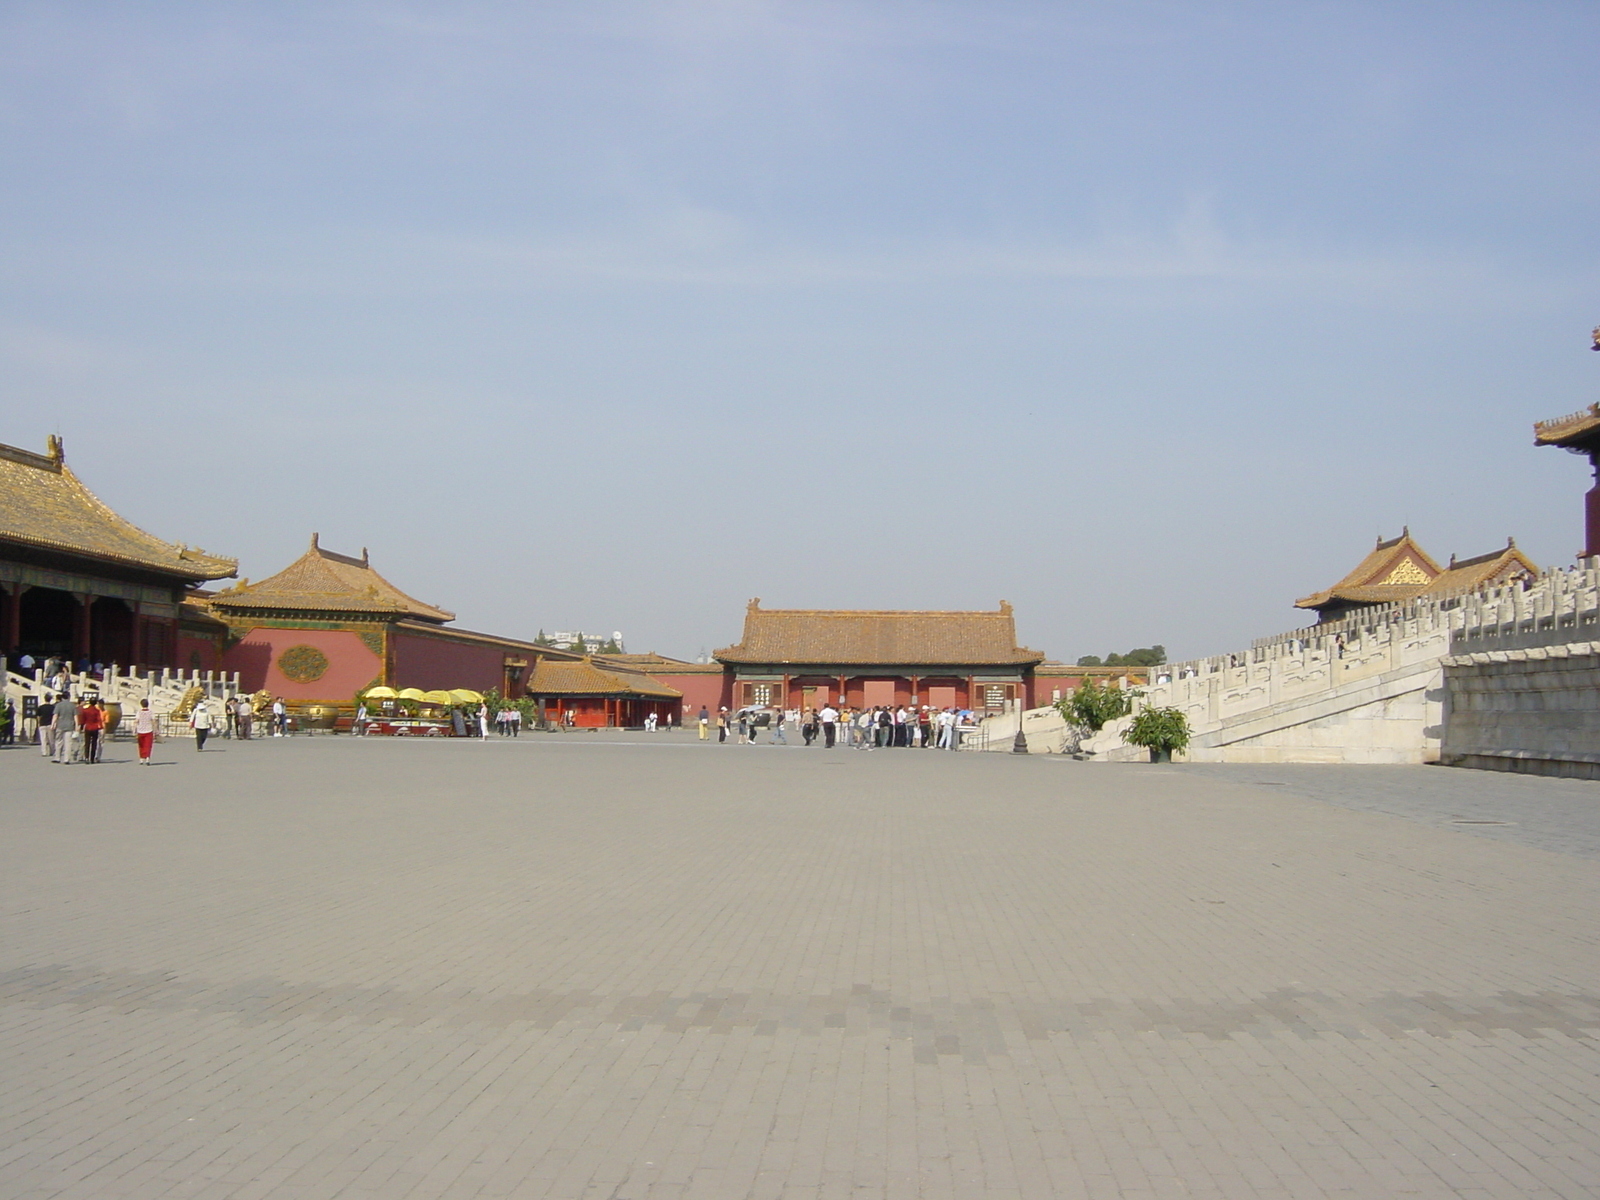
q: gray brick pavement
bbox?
[2,735,1599,1198]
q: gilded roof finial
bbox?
[310,532,320,550]
[361,547,369,566]
[1590,324,1598,351]
[46,434,62,463]
[748,597,761,611]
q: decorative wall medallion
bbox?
[278,644,330,683]
[358,630,384,657]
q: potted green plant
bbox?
[1122,705,1190,762]
[1053,678,1138,733]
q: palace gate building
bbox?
[713,600,1046,713]
[0,437,237,669]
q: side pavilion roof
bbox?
[525,657,682,699]
[0,437,237,582]
[1295,530,1443,611]
[714,600,1045,667]
[1295,531,1536,613]
[210,534,454,622]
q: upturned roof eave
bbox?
[0,530,238,582]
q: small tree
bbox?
[1122,705,1190,762]
[1054,678,1136,733]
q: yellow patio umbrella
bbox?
[397,687,427,701]
[449,689,484,704]
[363,686,398,699]
[419,689,454,706]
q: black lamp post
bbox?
[1012,687,1029,754]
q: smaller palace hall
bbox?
[712,600,1047,713]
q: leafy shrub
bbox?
[1054,678,1137,732]
[1122,705,1191,755]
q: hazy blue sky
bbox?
[2,1,1597,662]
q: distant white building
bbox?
[549,630,625,654]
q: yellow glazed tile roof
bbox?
[1296,531,1535,611]
[1421,542,1537,598]
[0,437,237,580]
[1534,403,1600,447]
[1295,530,1442,610]
[525,657,682,699]
[714,600,1045,666]
[211,534,454,621]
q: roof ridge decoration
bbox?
[210,535,454,622]
[0,436,237,580]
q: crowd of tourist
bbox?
[696,704,972,749]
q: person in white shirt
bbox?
[272,697,287,736]
[819,704,839,748]
[134,698,158,764]
[190,699,213,751]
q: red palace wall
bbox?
[223,628,382,702]
[176,632,224,675]
[390,631,507,694]
[648,670,731,717]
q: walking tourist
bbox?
[509,706,521,736]
[772,709,787,744]
[53,693,77,763]
[236,695,254,739]
[271,696,287,736]
[37,693,56,758]
[698,706,709,740]
[134,698,157,764]
[79,697,103,763]
[478,703,491,739]
[354,701,368,736]
[190,698,213,750]
[819,703,838,748]
[717,707,729,743]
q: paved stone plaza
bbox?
[3,735,1600,1200]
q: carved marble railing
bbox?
[2,664,241,735]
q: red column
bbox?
[1586,458,1600,558]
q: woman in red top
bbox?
[79,700,104,764]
